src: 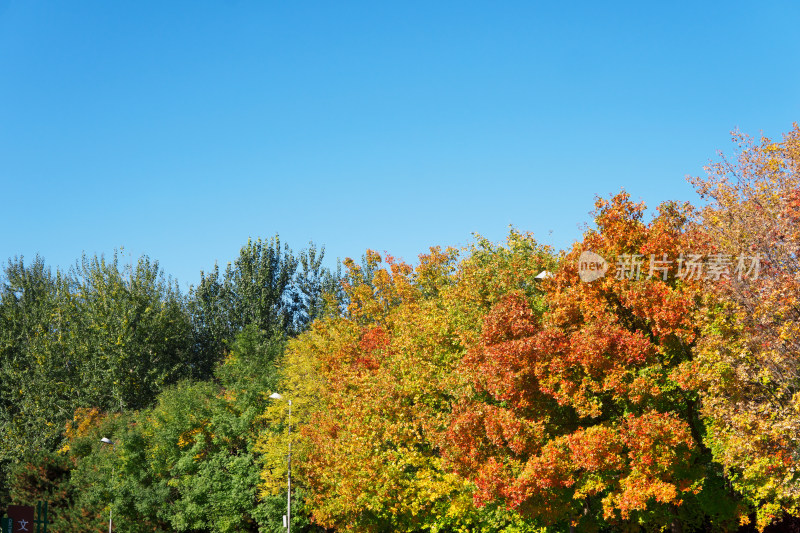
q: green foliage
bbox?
[0,256,73,466]
[71,252,195,410]
[0,236,341,530]
[101,327,289,532]
[189,237,342,374]
[7,450,79,532]
[0,252,195,511]
[8,408,137,532]
[296,242,344,329]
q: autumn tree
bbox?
[686,125,800,529]
[285,236,556,532]
[445,194,739,532]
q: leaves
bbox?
[687,124,800,528]
[293,237,556,531]
[5,128,800,531]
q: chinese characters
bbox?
[577,251,761,283]
[613,253,760,281]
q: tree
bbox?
[0,252,195,512]
[0,256,75,474]
[103,326,286,532]
[686,125,800,529]
[445,195,739,531]
[70,252,195,411]
[189,237,342,372]
[288,237,555,532]
[295,242,344,330]
[8,407,139,533]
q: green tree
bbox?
[70,252,195,411]
[295,242,344,330]
[189,236,299,349]
[102,327,294,532]
[0,252,196,510]
[0,256,76,506]
[7,407,141,533]
[188,237,343,375]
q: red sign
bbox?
[6,506,34,533]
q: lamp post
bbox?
[270,392,291,533]
[100,437,115,533]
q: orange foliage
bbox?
[445,193,709,529]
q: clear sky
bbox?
[2,1,799,290]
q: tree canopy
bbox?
[4,126,800,532]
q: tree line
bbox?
[3,126,800,532]
[0,237,341,531]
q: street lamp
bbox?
[270,392,292,533]
[99,437,115,533]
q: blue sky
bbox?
[2,1,799,289]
